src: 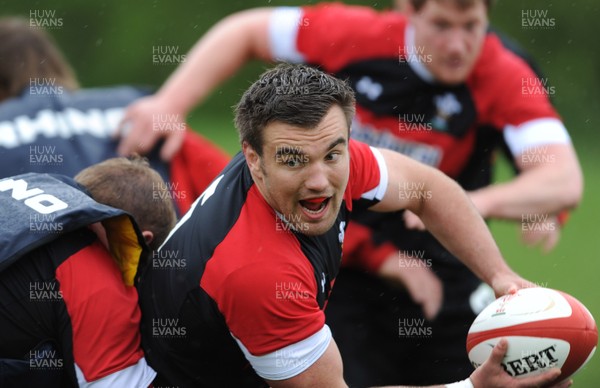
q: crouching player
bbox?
[0,157,176,387]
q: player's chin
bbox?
[299,209,339,236]
[301,219,337,236]
[438,65,471,85]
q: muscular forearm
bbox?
[116,9,273,158]
[416,169,513,286]
[155,9,272,115]
[373,149,513,287]
[470,144,582,220]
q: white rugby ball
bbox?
[466,287,597,380]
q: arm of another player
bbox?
[378,250,444,320]
[402,197,561,252]
[342,223,443,320]
[117,8,274,160]
[469,142,582,220]
[369,148,528,297]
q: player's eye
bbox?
[286,158,302,168]
[434,20,451,31]
[280,154,306,168]
[464,22,477,32]
[325,152,341,162]
[277,153,307,168]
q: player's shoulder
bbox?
[302,3,407,38]
[158,153,256,269]
[346,139,386,203]
[176,152,251,229]
[472,32,537,82]
[348,139,371,183]
[201,222,315,304]
[55,234,129,298]
[59,238,116,277]
[306,2,402,22]
[204,194,308,278]
[197,173,313,287]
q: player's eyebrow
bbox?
[275,146,305,156]
[274,137,347,159]
[326,137,347,151]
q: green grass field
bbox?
[191,114,600,386]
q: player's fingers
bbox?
[542,228,560,253]
[429,276,443,320]
[135,129,159,155]
[550,378,573,388]
[114,108,134,140]
[404,210,426,230]
[116,126,138,156]
[423,289,442,320]
[488,338,509,364]
[118,125,157,156]
[506,284,519,294]
[160,129,186,161]
[419,290,434,320]
[502,282,532,297]
[515,368,562,387]
[521,230,542,247]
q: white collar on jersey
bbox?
[405,24,436,84]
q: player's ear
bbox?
[142,230,154,246]
[243,141,263,178]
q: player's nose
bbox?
[304,162,329,192]
[444,29,468,56]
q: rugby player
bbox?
[0,17,229,215]
[136,63,570,388]
[0,157,176,386]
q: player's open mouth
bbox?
[445,57,464,69]
[299,197,331,218]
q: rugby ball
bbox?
[466,288,597,381]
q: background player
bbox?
[0,17,229,215]
[0,157,176,387]
[322,0,575,384]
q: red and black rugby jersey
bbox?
[137,139,386,386]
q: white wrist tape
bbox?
[445,377,474,388]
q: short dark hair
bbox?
[234,63,356,156]
[409,0,494,12]
[0,17,78,101]
[75,156,177,251]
